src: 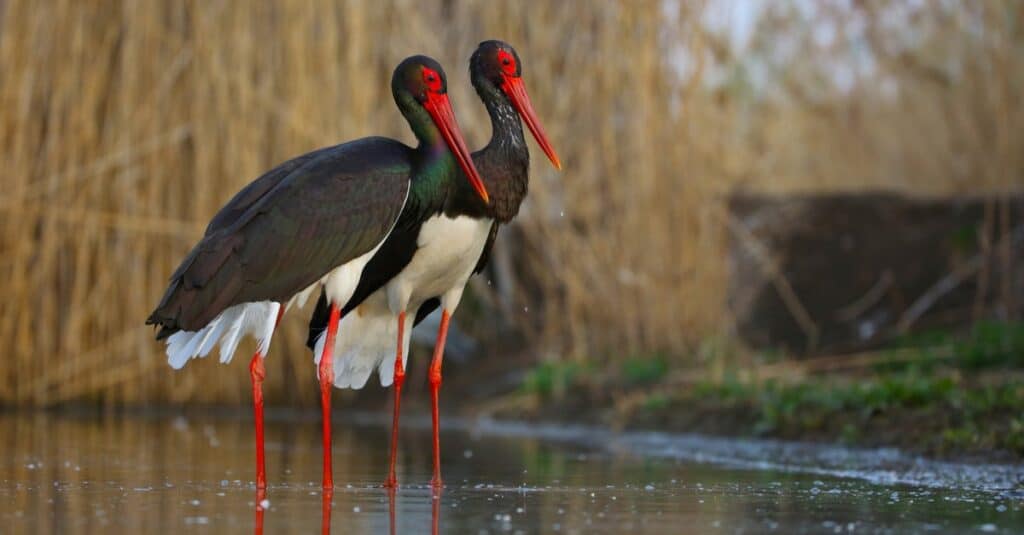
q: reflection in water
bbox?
[431,488,441,535]
[254,487,266,535]
[322,489,332,535]
[0,411,1021,533]
[388,487,396,535]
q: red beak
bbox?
[500,76,561,170]
[423,92,490,204]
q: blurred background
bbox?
[1,0,1021,455]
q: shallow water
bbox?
[1,410,1022,534]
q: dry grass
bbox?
[0,0,1021,406]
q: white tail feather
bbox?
[164,301,280,369]
[217,308,247,363]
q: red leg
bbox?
[429,310,451,489]
[250,306,284,490]
[249,353,267,489]
[384,311,406,488]
[319,304,341,490]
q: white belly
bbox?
[315,214,492,389]
[388,214,493,312]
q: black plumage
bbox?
[148,138,411,338]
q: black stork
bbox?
[146,55,488,491]
[306,40,560,488]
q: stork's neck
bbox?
[387,95,458,220]
[409,144,456,204]
[463,85,529,222]
[481,94,527,158]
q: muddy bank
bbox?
[485,372,1024,465]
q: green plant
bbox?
[521,361,584,398]
[621,354,669,385]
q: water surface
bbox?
[0,410,1021,534]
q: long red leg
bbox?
[249,353,268,489]
[319,304,341,490]
[250,306,285,490]
[429,310,451,489]
[384,311,406,488]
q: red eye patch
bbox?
[422,66,443,92]
[497,50,516,76]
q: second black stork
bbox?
[147,55,487,490]
[307,40,560,488]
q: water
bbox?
[1,410,1022,534]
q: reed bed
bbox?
[0,0,1020,406]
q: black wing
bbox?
[204,145,339,234]
[148,137,412,335]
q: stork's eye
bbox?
[496,50,517,75]
[422,66,443,92]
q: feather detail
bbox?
[164,302,279,369]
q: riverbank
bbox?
[485,322,1024,463]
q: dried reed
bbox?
[0,0,1020,406]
